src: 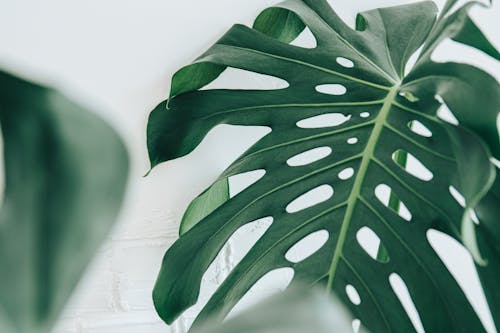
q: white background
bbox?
[0,0,499,332]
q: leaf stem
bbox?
[326,85,400,291]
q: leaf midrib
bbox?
[326,85,400,289]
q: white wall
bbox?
[0,0,498,332]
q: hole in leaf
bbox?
[389,273,425,333]
[285,230,329,263]
[315,84,347,96]
[229,170,266,197]
[392,150,433,181]
[286,147,332,167]
[448,187,479,223]
[196,217,273,315]
[336,57,354,68]
[469,210,480,225]
[345,284,361,305]
[375,184,412,221]
[227,267,294,319]
[338,167,354,180]
[286,185,333,213]
[404,45,423,76]
[290,26,317,49]
[356,227,390,263]
[427,229,495,332]
[225,217,274,270]
[360,112,370,118]
[297,113,350,128]
[399,91,419,102]
[201,67,289,90]
[347,137,358,144]
[352,319,361,333]
[437,107,459,125]
[408,120,432,138]
[449,185,465,208]
[493,157,500,169]
[436,95,459,125]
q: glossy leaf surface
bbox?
[148,1,500,332]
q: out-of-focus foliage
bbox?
[193,287,364,333]
[0,70,129,333]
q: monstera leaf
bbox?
[147,0,500,332]
[0,70,128,333]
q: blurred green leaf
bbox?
[193,287,363,333]
[0,70,128,333]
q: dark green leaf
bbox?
[0,70,128,333]
[148,1,500,332]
